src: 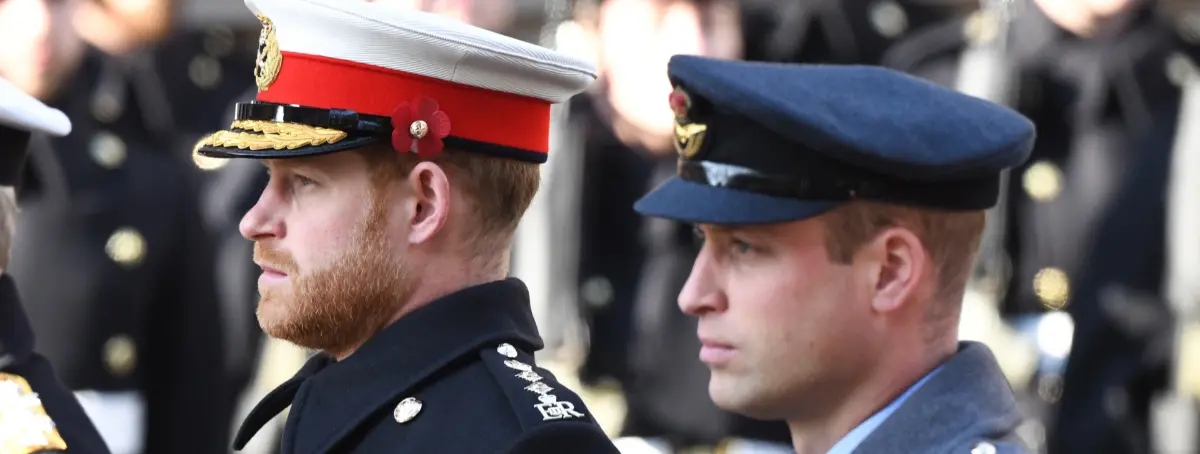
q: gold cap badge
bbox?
[669,86,707,159]
[255,15,283,92]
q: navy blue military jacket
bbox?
[0,274,110,453]
[235,278,620,453]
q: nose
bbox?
[678,247,727,317]
[239,189,285,242]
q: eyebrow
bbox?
[263,158,326,176]
[703,224,775,239]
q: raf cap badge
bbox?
[0,373,68,454]
[669,86,707,159]
[255,15,283,92]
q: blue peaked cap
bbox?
[633,55,1036,225]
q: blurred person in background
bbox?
[0,75,110,454]
[989,1,1200,453]
[739,0,979,85]
[558,0,798,452]
[0,0,231,453]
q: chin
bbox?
[708,375,789,420]
[255,296,291,332]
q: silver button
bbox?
[581,276,613,308]
[868,0,908,38]
[1165,52,1199,87]
[496,343,518,358]
[92,92,122,123]
[188,55,223,89]
[393,397,423,424]
[971,441,997,454]
[89,131,127,169]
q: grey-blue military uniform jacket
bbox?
[852,342,1031,454]
[234,278,620,453]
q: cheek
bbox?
[727,256,852,360]
[286,211,361,271]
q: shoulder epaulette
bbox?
[479,342,593,432]
[0,372,68,453]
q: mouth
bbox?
[697,336,736,366]
[255,262,289,281]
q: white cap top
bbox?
[247,0,597,103]
[0,77,71,137]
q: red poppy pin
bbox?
[669,86,691,121]
[391,96,451,158]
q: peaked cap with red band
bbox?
[196,0,597,163]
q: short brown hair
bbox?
[821,202,986,308]
[357,146,540,258]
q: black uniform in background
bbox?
[10,48,230,454]
[1014,6,1200,454]
[0,274,111,454]
[152,25,267,425]
[1,114,110,453]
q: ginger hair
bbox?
[356,146,540,266]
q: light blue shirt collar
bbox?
[824,366,943,454]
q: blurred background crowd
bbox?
[1,0,1199,452]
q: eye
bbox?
[292,174,317,188]
[730,238,753,254]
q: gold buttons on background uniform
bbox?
[89,131,127,170]
[1022,161,1063,202]
[105,228,146,268]
[963,11,999,46]
[1033,267,1070,309]
[104,335,137,377]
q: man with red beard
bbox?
[194,0,617,453]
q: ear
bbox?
[866,227,927,314]
[404,161,451,245]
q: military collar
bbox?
[233,278,543,451]
[852,342,1024,453]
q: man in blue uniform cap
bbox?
[634,55,1037,454]
[0,76,110,453]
